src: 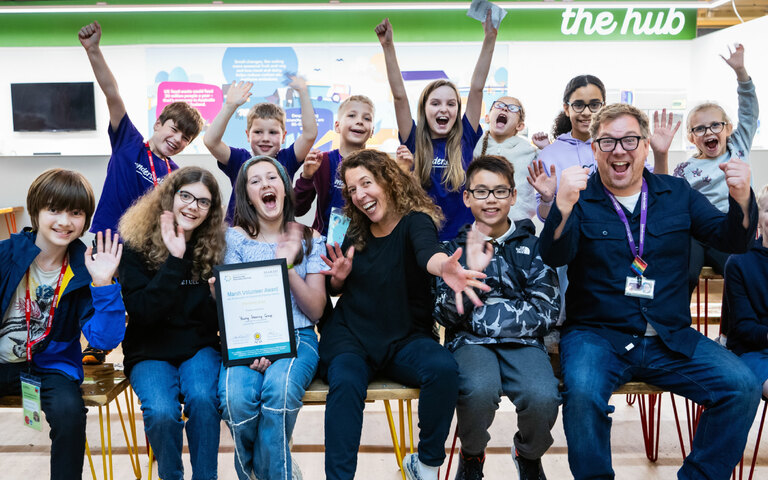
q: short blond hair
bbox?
[758,183,768,207]
[338,95,376,117]
[589,103,650,140]
[247,102,286,132]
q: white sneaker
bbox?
[291,454,303,480]
[403,453,438,480]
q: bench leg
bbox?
[407,400,414,455]
[399,399,406,457]
[99,406,108,480]
[85,437,98,480]
[637,393,662,462]
[115,393,143,479]
[443,424,459,480]
[748,400,768,480]
[384,400,407,480]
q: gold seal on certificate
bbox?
[214,259,297,367]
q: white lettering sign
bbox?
[561,7,686,37]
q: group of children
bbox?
[0,13,765,480]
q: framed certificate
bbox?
[214,259,297,367]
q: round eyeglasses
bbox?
[690,122,727,137]
[177,190,212,210]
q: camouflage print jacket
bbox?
[434,219,560,352]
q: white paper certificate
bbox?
[214,259,296,367]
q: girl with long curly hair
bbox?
[218,156,327,480]
[375,11,498,242]
[118,166,225,480]
[318,149,490,480]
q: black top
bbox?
[119,245,219,376]
[319,212,443,368]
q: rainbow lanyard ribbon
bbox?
[25,256,68,362]
[603,179,649,281]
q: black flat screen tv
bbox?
[11,82,96,132]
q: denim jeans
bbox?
[323,337,458,480]
[560,329,760,480]
[130,346,222,480]
[453,343,560,459]
[219,327,319,480]
[0,362,87,480]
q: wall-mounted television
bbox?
[11,82,96,132]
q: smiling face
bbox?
[424,85,459,139]
[463,169,516,238]
[592,114,649,197]
[344,166,395,228]
[247,118,286,157]
[35,207,86,251]
[487,97,525,141]
[150,119,192,158]
[688,107,732,159]
[335,100,374,149]
[564,84,604,142]
[172,181,211,237]
[245,161,286,223]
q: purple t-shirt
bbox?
[219,145,300,223]
[402,114,482,241]
[91,114,178,234]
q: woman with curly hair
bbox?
[118,166,225,480]
[319,149,489,480]
[218,156,327,480]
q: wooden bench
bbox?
[0,363,143,480]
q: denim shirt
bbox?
[540,169,757,357]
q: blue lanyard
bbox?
[603,179,648,267]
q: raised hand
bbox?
[225,81,253,108]
[650,108,681,154]
[527,159,557,203]
[465,225,493,272]
[287,74,308,93]
[275,222,304,266]
[719,156,752,206]
[84,229,122,287]
[78,21,101,51]
[208,277,217,300]
[375,18,394,47]
[482,8,498,39]
[556,166,590,214]
[321,242,355,285]
[532,132,551,150]
[160,211,187,259]
[720,43,748,81]
[395,145,414,172]
[440,248,490,315]
[250,357,272,373]
[301,150,323,179]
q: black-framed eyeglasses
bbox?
[467,187,513,200]
[177,190,212,210]
[595,136,644,153]
[690,121,728,137]
[567,101,604,113]
[491,101,522,114]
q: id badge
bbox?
[625,276,655,299]
[20,373,42,431]
[327,207,350,246]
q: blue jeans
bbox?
[560,329,760,480]
[219,327,319,480]
[323,337,458,480]
[130,346,222,480]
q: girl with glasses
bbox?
[118,166,226,480]
[218,156,327,480]
[673,44,759,298]
[474,96,540,221]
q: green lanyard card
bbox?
[20,373,42,431]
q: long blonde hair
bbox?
[340,149,443,251]
[119,167,225,279]
[415,80,465,192]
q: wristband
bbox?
[287,263,294,270]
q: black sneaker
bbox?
[82,346,109,365]
[513,450,547,480]
[455,450,484,480]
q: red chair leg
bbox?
[748,400,768,480]
[444,424,459,480]
[637,393,662,462]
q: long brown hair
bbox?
[340,149,443,251]
[119,166,225,279]
[415,80,465,192]
[232,156,313,263]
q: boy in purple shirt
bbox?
[79,21,205,235]
[203,78,317,223]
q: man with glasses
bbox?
[539,103,760,479]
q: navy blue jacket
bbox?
[540,169,757,358]
[725,238,768,356]
[0,229,126,381]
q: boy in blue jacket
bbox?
[0,169,125,480]
[435,155,561,480]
